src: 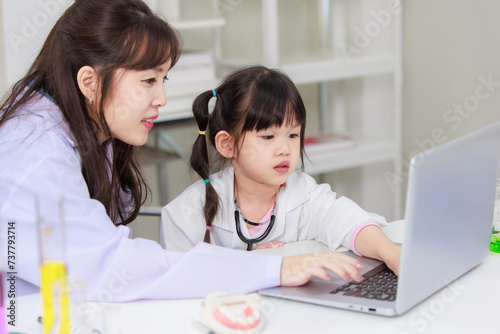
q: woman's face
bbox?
[102,59,171,146]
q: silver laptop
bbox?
[259,122,500,316]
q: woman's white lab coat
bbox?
[0,93,281,301]
[161,166,387,252]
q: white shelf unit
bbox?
[149,0,225,122]
[215,0,403,220]
[139,0,227,204]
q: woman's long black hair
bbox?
[0,0,181,225]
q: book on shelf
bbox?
[304,133,355,155]
[173,50,214,67]
[166,50,215,83]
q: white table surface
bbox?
[8,221,500,334]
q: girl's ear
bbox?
[77,65,98,103]
[215,130,235,158]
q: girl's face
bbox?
[102,59,171,146]
[232,121,302,187]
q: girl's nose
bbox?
[276,138,291,156]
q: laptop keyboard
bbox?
[329,266,398,301]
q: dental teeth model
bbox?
[200,292,264,334]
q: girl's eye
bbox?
[289,133,300,139]
[262,135,274,140]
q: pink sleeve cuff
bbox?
[351,221,381,256]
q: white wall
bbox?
[0,1,6,95]
[403,0,500,176]
[0,0,71,94]
[3,0,500,147]
[2,1,500,236]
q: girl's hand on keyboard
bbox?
[353,225,402,276]
[382,245,401,276]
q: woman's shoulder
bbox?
[0,95,79,173]
[1,93,76,149]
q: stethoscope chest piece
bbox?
[233,183,279,251]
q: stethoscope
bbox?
[234,184,279,251]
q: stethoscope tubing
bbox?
[234,210,276,251]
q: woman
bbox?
[0,0,365,301]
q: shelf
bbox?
[157,108,193,123]
[138,146,179,165]
[170,18,225,30]
[165,77,221,98]
[160,54,395,122]
[303,141,398,175]
[160,55,395,122]
[282,55,396,85]
[158,96,195,122]
[150,0,403,219]
[159,77,222,122]
[217,55,396,84]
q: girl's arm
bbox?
[295,172,389,252]
[353,225,401,275]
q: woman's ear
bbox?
[215,130,235,158]
[77,66,98,103]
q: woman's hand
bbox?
[256,240,285,249]
[280,252,365,287]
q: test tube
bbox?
[36,195,70,334]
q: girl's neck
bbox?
[234,174,279,199]
[234,176,280,222]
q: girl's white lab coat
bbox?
[161,166,388,252]
[0,93,281,301]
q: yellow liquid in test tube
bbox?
[40,261,70,334]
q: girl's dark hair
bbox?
[191,65,307,242]
[0,0,181,225]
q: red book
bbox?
[304,133,355,155]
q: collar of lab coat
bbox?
[24,91,77,148]
[212,166,310,248]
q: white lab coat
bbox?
[161,166,387,252]
[0,93,281,301]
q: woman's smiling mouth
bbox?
[141,115,158,129]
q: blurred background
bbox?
[1,0,499,242]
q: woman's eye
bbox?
[144,78,156,84]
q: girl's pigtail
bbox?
[191,89,219,243]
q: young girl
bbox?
[0,0,368,301]
[161,66,401,275]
